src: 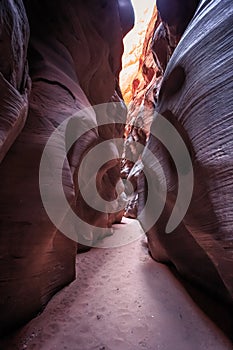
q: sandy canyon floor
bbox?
[1,219,232,350]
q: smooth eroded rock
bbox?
[0,0,133,334]
[141,0,233,304]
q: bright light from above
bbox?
[120,0,156,103]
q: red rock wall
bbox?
[0,0,134,334]
[0,0,30,164]
[141,0,233,304]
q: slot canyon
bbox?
[0,0,232,349]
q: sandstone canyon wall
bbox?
[140,0,233,305]
[121,0,233,307]
[122,0,201,219]
[0,0,233,338]
[0,0,134,334]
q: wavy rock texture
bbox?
[0,0,134,334]
[124,0,201,141]
[125,6,158,129]
[122,7,158,219]
[122,0,201,220]
[141,0,233,304]
[0,0,30,164]
[120,0,156,104]
[124,0,201,153]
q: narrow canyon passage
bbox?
[1,219,232,350]
[0,0,233,348]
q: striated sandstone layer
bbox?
[141,0,233,305]
[0,0,134,334]
[0,0,30,164]
[120,0,156,105]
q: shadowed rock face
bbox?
[156,0,200,40]
[0,0,30,164]
[141,0,233,304]
[0,0,134,334]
